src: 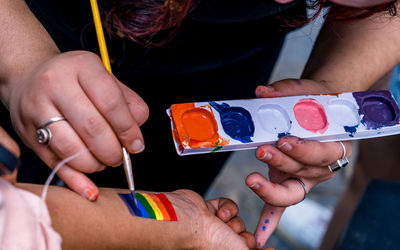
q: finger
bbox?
[254,205,285,250]
[239,231,257,249]
[246,172,312,206]
[226,216,246,234]
[76,53,145,154]
[275,136,352,166]
[255,79,331,98]
[255,145,335,180]
[52,81,123,167]
[117,80,149,126]
[36,146,99,201]
[207,197,239,222]
[255,144,305,174]
[31,102,107,173]
[57,164,99,201]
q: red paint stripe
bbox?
[155,193,177,221]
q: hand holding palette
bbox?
[167,90,400,155]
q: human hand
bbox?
[245,79,352,246]
[5,51,149,200]
[246,79,352,205]
[167,189,256,249]
[0,126,20,184]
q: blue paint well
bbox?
[209,101,254,143]
[278,132,291,138]
[344,125,358,137]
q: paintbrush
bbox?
[89,0,141,215]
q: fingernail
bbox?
[256,85,274,97]
[256,149,272,161]
[131,139,145,154]
[250,183,260,190]
[278,141,292,151]
[223,209,231,219]
[84,188,99,201]
[97,165,106,172]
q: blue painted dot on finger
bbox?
[262,226,267,231]
[270,211,274,215]
[264,219,269,224]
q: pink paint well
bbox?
[293,98,329,133]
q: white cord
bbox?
[39,148,90,217]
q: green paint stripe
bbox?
[136,193,156,219]
[211,145,223,153]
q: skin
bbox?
[249,1,400,245]
[0,0,399,246]
[0,129,256,249]
[18,184,257,249]
[0,0,148,200]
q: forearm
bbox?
[17,184,193,250]
[0,0,59,107]
[303,11,400,92]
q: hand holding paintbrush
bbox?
[89,0,141,214]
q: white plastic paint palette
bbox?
[167,90,400,155]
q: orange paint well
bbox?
[170,103,228,149]
[182,109,217,141]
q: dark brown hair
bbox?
[102,0,397,47]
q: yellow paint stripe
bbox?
[141,193,163,220]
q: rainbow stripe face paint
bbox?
[119,193,177,221]
[167,90,400,155]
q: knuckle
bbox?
[51,135,78,158]
[320,156,333,166]
[99,91,124,114]
[47,155,60,170]
[104,149,123,167]
[71,50,98,63]
[94,144,122,167]
[82,116,108,138]
[118,124,139,142]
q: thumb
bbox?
[255,79,332,98]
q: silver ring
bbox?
[36,116,66,145]
[328,141,349,172]
[287,177,307,201]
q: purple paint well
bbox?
[353,90,400,129]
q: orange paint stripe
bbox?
[148,193,171,221]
